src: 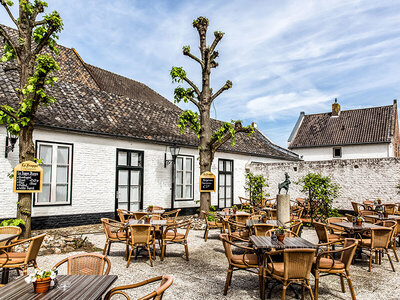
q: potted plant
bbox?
[25,268,57,293]
[147,205,154,212]
[275,226,286,242]
[261,212,268,223]
[144,215,151,224]
[232,205,238,214]
[356,216,364,226]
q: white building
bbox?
[287,99,400,161]
[0,35,299,229]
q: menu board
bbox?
[199,172,216,192]
[13,161,43,193]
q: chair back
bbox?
[313,222,328,243]
[164,220,192,240]
[351,202,361,214]
[225,219,247,236]
[291,207,304,220]
[290,221,303,236]
[268,209,277,220]
[54,253,111,275]
[345,214,354,222]
[238,197,250,205]
[340,238,358,270]
[371,227,393,248]
[254,224,275,236]
[376,220,397,240]
[101,218,125,239]
[384,204,396,214]
[363,212,377,224]
[235,214,250,224]
[25,234,45,264]
[162,209,181,224]
[152,206,164,210]
[0,226,21,247]
[128,224,152,245]
[363,200,374,210]
[219,233,233,262]
[116,209,134,223]
[134,212,148,220]
[327,217,347,231]
[283,248,316,280]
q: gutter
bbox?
[287,111,304,146]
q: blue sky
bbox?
[1,0,400,147]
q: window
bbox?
[35,142,73,205]
[175,156,194,200]
[333,147,342,158]
[218,159,233,208]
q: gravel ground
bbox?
[7,227,400,299]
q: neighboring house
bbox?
[288,99,400,161]
[0,27,299,228]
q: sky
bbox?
[1,0,400,147]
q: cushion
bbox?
[266,262,284,276]
[231,231,249,238]
[359,239,371,247]
[231,253,258,266]
[328,234,343,242]
[165,232,185,240]
[109,231,127,239]
[0,252,27,265]
[314,257,345,270]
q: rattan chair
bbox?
[264,248,316,300]
[254,224,275,236]
[162,209,181,225]
[235,213,251,224]
[358,226,395,272]
[104,275,174,300]
[312,238,358,300]
[116,209,135,223]
[219,233,262,297]
[326,217,347,234]
[126,224,155,267]
[101,218,128,256]
[290,207,304,221]
[53,253,111,275]
[225,219,250,241]
[363,200,375,211]
[238,196,251,208]
[133,212,148,220]
[375,220,398,262]
[0,249,9,287]
[0,233,45,276]
[345,214,354,222]
[384,204,397,215]
[151,206,164,210]
[202,210,224,242]
[0,226,22,248]
[313,222,344,249]
[351,202,369,217]
[289,220,303,236]
[268,209,277,220]
[161,220,192,261]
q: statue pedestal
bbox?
[277,194,290,226]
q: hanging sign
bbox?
[199,171,216,192]
[13,161,43,193]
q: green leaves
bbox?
[178,110,201,137]
[1,42,16,62]
[33,10,63,54]
[192,16,209,28]
[173,86,194,104]
[182,45,190,55]
[170,67,186,83]
[245,172,269,205]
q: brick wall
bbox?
[250,158,400,210]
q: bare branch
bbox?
[31,4,46,24]
[34,19,47,27]
[0,24,19,59]
[211,80,232,102]
[210,31,224,53]
[183,51,204,69]
[183,76,201,97]
[0,1,18,26]
[33,26,56,56]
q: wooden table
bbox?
[134,209,165,214]
[250,236,317,250]
[216,211,250,217]
[364,214,400,221]
[0,234,19,243]
[127,219,167,226]
[0,275,117,300]
[330,221,385,234]
[246,220,279,227]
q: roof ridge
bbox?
[304,104,393,116]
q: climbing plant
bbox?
[0,0,63,237]
[244,172,269,206]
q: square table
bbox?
[0,233,19,244]
[127,219,167,226]
[330,221,385,234]
[364,214,400,221]
[135,209,165,214]
[0,275,118,300]
[246,219,279,227]
[250,236,317,250]
[216,211,250,217]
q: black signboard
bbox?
[201,177,215,192]
[15,171,41,191]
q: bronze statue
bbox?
[278,172,291,194]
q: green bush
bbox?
[0,218,25,227]
[245,172,269,206]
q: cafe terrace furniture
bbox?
[250,236,317,251]
[104,275,174,300]
[126,224,155,267]
[246,220,279,227]
[202,210,224,242]
[363,200,375,210]
[0,275,117,300]
[0,233,45,284]
[162,209,181,225]
[345,214,354,222]
[312,238,358,300]
[384,204,397,215]
[219,233,262,297]
[161,220,192,261]
[364,214,400,222]
[226,219,250,241]
[268,209,277,220]
[351,202,370,217]
[290,220,303,236]
[238,196,251,209]
[101,218,128,256]
[0,226,21,247]
[253,224,276,236]
[263,248,316,300]
[265,229,298,238]
[133,212,148,220]
[0,249,8,287]
[53,253,111,275]
[326,217,347,234]
[375,220,399,262]
[116,209,134,223]
[290,207,304,221]
[313,222,344,249]
[235,213,251,224]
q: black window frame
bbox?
[174,154,194,202]
[218,159,234,208]
[333,147,342,158]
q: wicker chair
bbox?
[358,226,395,272]
[101,218,128,256]
[126,224,155,267]
[268,209,277,220]
[313,222,344,249]
[151,206,164,210]
[384,204,397,215]
[0,249,9,287]
[238,196,251,208]
[202,211,224,242]
[53,253,111,275]
[289,220,303,236]
[116,209,134,223]
[162,209,181,225]
[290,207,304,221]
[363,200,375,211]
[375,220,398,262]
[0,226,22,248]
[363,212,377,224]
[264,248,316,300]
[351,202,369,217]
[133,212,149,220]
[104,275,174,300]
[326,217,347,234]
[312,238,358,300]
[235,213,250,224]
[219,233,262,297]
[0,233,45,276]
[225,219,250,241]
[254,224,275,236]
[161,220,192,261]
[345,214,354,222]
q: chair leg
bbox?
[281,283,287,300]
[161,243,166,261]
[126,246,134,268]
[345,271,356,300]
[306,279,315,300]
[184,241,189,261]
[314,274,319,300]
[102,240,109,255]
[369,249,373,272]
[392,241,399,262]
[301,283,305,300]
[147,245,153,267]
[107,242,111,256]
[204,227,209,241]
[340,273,346,293]
[386,249,395,272]
[224,267,233,295]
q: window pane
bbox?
[118,151,128,166]
[226,186,232,198]
[226,174,232,185]
[130,186,140,201]
[185,185,192,198]
[186,158,192,170]
[118,170,128,185]
[219,187,225,198]
[118,186,128,202]
[176,157,183,171]
[37,184,50,203]
[130,152,141,167]
[56,185,68,202]
[118,202,128,210]
[57,166,68,184]
[176,185,183,198]
[185,172,192,185]
[219,174,225,186]
[57,146,69,165]
[131,170,140,185]
[176,171,183,185]
[40,145,52,164]
[226,161,232,172]
[219,160,224,171]
[43,165,52,183]
[130,202,139,211]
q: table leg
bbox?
[1,268,9,284]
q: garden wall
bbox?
[249,158,400,210]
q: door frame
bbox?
[218,158,234,208]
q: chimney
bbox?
[332,98,341,117]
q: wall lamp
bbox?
[5,130,18,158]
[164,144,180,167]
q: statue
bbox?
[278,172,291,194]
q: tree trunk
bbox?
[16,124,35,237]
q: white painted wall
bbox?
[0,126,285,219]
[292,143,391,161]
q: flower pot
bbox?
[356,220,362,226]
[233,209,237,214]
[148,207,153,212]
[277,234,285,242]
[33,277,51,294]
[262,217,267,223]
[384,212,389,218]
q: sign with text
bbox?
[199,171,216,192]
[13,161,43,193]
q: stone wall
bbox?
[250,158,400,210]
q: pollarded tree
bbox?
[170,17,254,216]
[0,0,63,237]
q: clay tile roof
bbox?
[289,105,395,149]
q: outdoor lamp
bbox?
[164,144,180,167]
[5,130,18,158]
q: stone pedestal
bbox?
[277,194,290,226]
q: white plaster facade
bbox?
[0,126,287,219]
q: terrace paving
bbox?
[19,228,400,299]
